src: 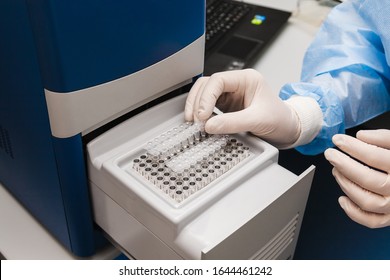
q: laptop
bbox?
[204,0,291,75]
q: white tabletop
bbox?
[0,0,333,260]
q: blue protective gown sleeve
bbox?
[279,0,390,155]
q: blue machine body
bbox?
[0,0,205,256]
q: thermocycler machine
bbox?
[87,94,315,260]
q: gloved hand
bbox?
[185,69,302,148]
[324,129,390,228]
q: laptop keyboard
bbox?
[206,0,251,51]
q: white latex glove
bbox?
[324,129,390,228]
[185,69,302,148]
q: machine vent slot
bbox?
[0,125,14,159]
[251,213,299,260]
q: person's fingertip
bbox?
[332,134,346,147]
[356,130,370,139]
[324,148,337,162]
[184,110,193,122]
[338,196,348,210]
[204,117,222,134]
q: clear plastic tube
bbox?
[132,121,251,203]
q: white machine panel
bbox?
[87,94,315,259]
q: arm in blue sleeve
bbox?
[280,0,390,155]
